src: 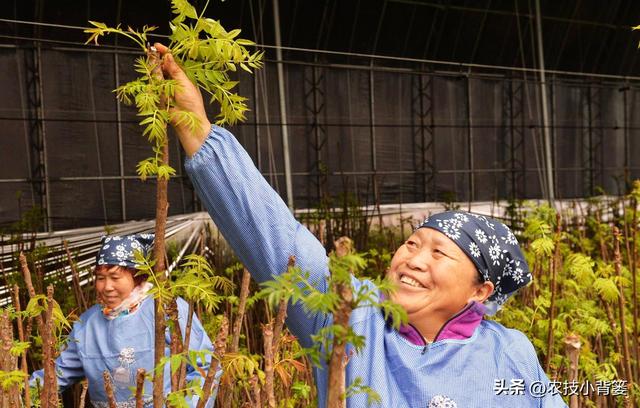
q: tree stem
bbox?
[544,214,561,372]
[152,139,170,406]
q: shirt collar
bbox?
[396,301,486,345]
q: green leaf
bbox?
[10,341,30,357]
[227,29,241,39]
[530,236,554,257]
[157,164,177,180]
[136,157,158,181]
[171,0,198,19]
[593,277,619,303]
[0,370,27,390]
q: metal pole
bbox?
[36,45,52,231]
[272,0,294,211]
[412,74,427,202]
[253,70,262,172]
[369,63,381,220]
[426,73,436,201]
[15,47,36,206]
[86,53,108,224]
[550,76,558,199]
[313,64,324,202]
[114,0,126,221]
[587,84,594,195]
[534,0,555,204]
[114,53,127,221]
[622,84,630,183]
[466,73,475,203]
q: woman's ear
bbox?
[470,281,494,303]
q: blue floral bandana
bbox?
[418,211,532,314]
[96,233,154,269]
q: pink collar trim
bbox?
[397,301,486,345]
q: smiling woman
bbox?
[388,225,496,342]
[29,233,218,407]
[182,123,567,407]
[95,266,137,308]
[155,42,569,407]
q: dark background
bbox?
[2,0,640,230]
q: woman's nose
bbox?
[406,250,430,271]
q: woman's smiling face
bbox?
[387,227,493,339]
[95,265,136,309]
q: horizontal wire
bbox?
[2,18,640,81]
[1,167,637,184]
[0,115,637,131]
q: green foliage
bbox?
[564,253,595,285]
[0,370,26,391]
[344,377,381,405]
[0,205,46,237]
[593,278,619,303]
[85,0,263,181]
[135,251,232,313]
[165,377,206,408]
[633,25,640,48]
[171,254,234,312]
[222,352,264,383]
[495,195,640,406]
[10,340,31,357]
[131,249,233,406]
[24,295,73,349]
[291,381,311,400]
[14,178,640,407]
[257,250,406,402]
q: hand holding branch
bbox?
[154,42,211,156]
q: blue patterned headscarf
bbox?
[418,211,531,314]
[96,233,155,269]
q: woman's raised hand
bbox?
[154,42,211,156]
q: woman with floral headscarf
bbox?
[31,233,218,407]
[154,43,567,407]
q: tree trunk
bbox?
[263,322,276,408]
[79,379,88,408]
[613,227,634,388]
[103,370,117,408]
[564,334,580,408]
[230,267,251,353]
[19,252,44,332]
[544,215,561,372]
[11,285,31,408]
[152,139,170,406]
[64,240,88,310]
[326,281,353,408]
[196,315,228,408]
[42,285,59,408]
[630,198,639,382]
[167,299,184,393]
[178,301,195,390]
[135,368,146,408]
[0,310,20,407]
[272,256,295,357]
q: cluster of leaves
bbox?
[135,251,233,314]
[11,192,640,407]
[84,0,263,182]
[257,250,406,404]
[0,296,74,401]
[495,193,640,406]
[157,349,214,407]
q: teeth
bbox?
[400,275,424,288]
